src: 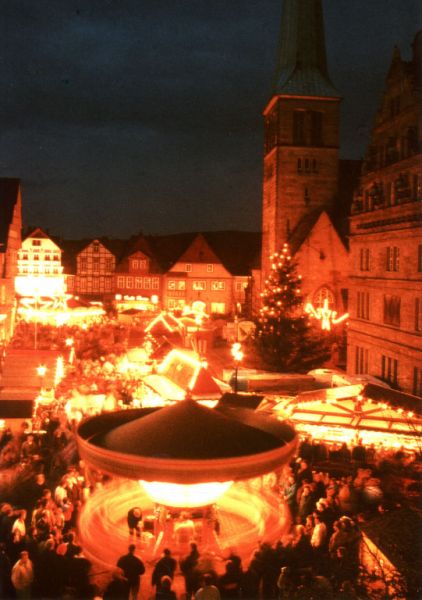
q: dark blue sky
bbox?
[0,0,420,238]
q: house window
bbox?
[132,259,139,270]
[144,278,151,289]
[314,287,335,309]
[105,258,113,272]
[359,248,371,271]
[134,277,142,289]
[235,282,247,292]
[207,264,214,273]
[211,281,225,291]
[80,258,87,272]
[117,276,125,288]
[192,281,206,291]
[293,110,306,145]
[104,278,112,291]
[152,278,159,289]
[139,259,147,270]
[418,245,422,272]
[415,298,422,332]
[386,246,400,271]
[355,346,369,374]
[357,291,370,320]
[185,264,192,272]
[211,302,226,314]
[167,298,185,311]
[32,240,41,247]
[297,158,302,173]
[383,295,401,327]
[413,367,422,396]
[92,242,100,253]
[381,355,398,387]
[92,257,100,272]
[126,277,133,288]
[310,111,323,146]
[168,280,176,290]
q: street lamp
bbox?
[37,365,47,392]
[65,337,75,364]
[231,342,243,395]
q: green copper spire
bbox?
[273,0,340,98]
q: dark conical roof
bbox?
[77,401,298,483]
[272,0,339,98]
[100,399,282,459]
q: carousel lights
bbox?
[139,480,234,508]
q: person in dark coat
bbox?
[127,507,142,538]
[103,568,130,600]
[155,575,177,600]
[180,542,200,598]
[152,548,177,593]
[117,544,145,600]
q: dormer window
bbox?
[207,264,214,273]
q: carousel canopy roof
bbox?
[77,400,298,483]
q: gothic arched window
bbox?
[313,286,335,309]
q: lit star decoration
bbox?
[305,298,349,331]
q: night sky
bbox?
[1,1,420,239]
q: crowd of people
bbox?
[0,320,421,599]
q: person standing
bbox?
[195,573,221,600]
[127,507,143,538]
[117,544,145,600]
[11,550,34,599]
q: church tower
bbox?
[261,0,341,278]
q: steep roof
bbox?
[0,178,20,250]
[288,209,323,255]
[271,0,340,99]
[203,231,262,275]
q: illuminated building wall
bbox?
[74,239,117,299]
[0,178,22,341]
[15,228,65,298]
[348,32,422,395]
[166,233,244,315]
[115,247,162,308]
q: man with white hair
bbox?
[11,550,33,599]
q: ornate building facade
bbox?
[15,228,65,298]
[348,32,422,394]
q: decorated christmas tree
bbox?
[255,244,330,372]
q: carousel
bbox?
[76,399,298,568]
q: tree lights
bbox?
[255,244,330,371]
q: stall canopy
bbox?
[262,384,422,447]
[143,348,229,402]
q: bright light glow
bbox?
[231,342,244,362]
[139,480,233,507]
[305,298,349,331]
[37,365,47,378]
[55,356,64,387]
[17,293,105,326]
